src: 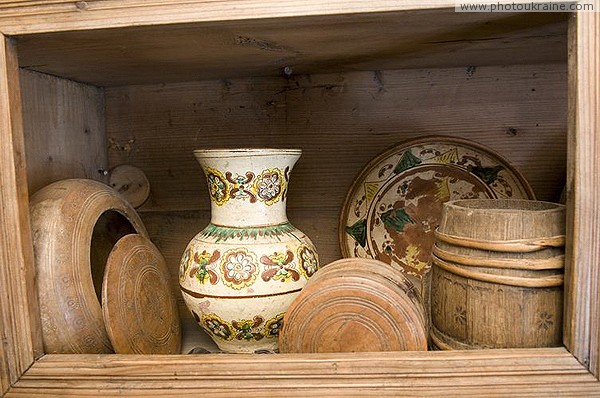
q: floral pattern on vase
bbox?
[202,313,234,341]
[227,171,257,202]
[179,148,319,353]
[264,313,285,338]
[203,166,289,207]
[220,248,258,289]
[190,249,220,285]
[232,316,264,341]
[253,168,284,205]
[260,251,299,282]
[205,167,229,206]
[298,245,319,278]
[200,312,287,343]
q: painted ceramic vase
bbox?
[179,148,319,353]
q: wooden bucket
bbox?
[279,258,428,353]
[430,199,565,349]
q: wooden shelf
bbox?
[0,2,599,396]
[14,9,567,86]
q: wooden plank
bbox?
[6,348,600,396]
[0,1,461,35]
[106,76,287,211]
[0,36,39,394]
[20,70,107,195]
[6,385,600,397]
[107,64,567,215]
[14,10,566,86]
[564,11,600,375]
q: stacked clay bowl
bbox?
[430,199,565,350]
[279,258,428,353]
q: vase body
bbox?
[179,148,319,353]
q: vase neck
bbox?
[194,149,300,227]
[210,200,289,227]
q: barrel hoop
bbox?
[432,244,565,270]
[430,324,499,350]
[434,229,565,252]
[432,255,564,288]
[429,325,456,351]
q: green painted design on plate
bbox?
[393,149,422,174]
[469,165,504,185]
[380,208,415,233]
[345,218,367,248]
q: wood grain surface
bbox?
[564,11,600,372]
[103,234,181,355]
[108,165,150,208]
[7,348,600,396]
[431,199,565,349]
[0,36,39,395]
[14,10,566,86]
[0,1,464,35]
[107,63,567,213]
[280,258,427,353]
[29,179,147,354]
[20,70,107,195]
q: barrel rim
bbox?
[443,198,565,214]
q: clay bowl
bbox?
[30,178,147,354]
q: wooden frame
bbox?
[0,1,598,395]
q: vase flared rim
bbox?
[194,148,302,158]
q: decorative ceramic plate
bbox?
[339,136,536,289]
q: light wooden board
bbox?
[7,348,600,396]
[107,64,567,216]
[0,36,39,395]
[20,70,107,195]
[564,11,600,372]
[14,10,566,86]
[0,1,563,40]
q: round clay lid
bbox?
[279,258,427,353]
[102,234,181,354]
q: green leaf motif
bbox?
[469,165,504,185]
[380,208,415,233]
[200,223,296,242]
[393,149,422,174]
[345,218,367,248]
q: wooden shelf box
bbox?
[0,1,599,395]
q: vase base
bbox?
[213,339,278,354]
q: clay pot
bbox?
[179,149,319,353]
[30,179,146,354]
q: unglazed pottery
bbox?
[279,258,428,353]
[103,234,181,354]
[30,179,147,354]
[339,136,535,294]
[179,148,319,353]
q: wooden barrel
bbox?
[279,258,428,353]
[430,199,565,349]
